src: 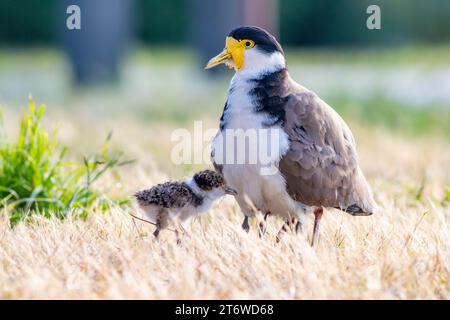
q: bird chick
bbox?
[134,170,237,239]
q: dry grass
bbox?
[0,113,449,299]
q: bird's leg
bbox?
[258,221,265,238]
[276,218,291,243]
[242,215,250,233]
[291,216,297,232]
[258,211,271,238]
[289,216,303,234]
[311,207,324,246]
[176,231,182,245]
[173,219,185,246]
[175,229,182,246]
[276,214,298,242]
[295,221,302,234]
[153,213,162,239]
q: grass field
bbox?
[0,111,448,299]
[0,47,449,299]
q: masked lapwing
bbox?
[206,26,377,245]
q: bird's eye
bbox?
[243,40,254,49]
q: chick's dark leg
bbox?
[175,229,182,246]
[174,219,187,246]
[311,207,324,246]
[153,208,167,240]
[153,211,162,238]
[242,215,250,233]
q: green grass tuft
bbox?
[0,98,131,225]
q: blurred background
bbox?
[1,1,450,300]
[0,0,449,175]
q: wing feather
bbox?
[279,90,377,214]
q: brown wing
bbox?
[279,90,377,214]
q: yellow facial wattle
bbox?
[205,37,255,70]
[225,37,244,69]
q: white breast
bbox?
[211,72,301,219]
[224,76,267,129]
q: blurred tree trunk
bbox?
[60,0,134,86]
[242,0,279,37]
[191,0,242,74]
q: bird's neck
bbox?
[186,177,204,197]
[233,52,286,81]
[185,178,219,210]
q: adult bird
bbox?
[206,26,377,245]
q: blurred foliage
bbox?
[0,0,449,46]
[0,98,131,225]
[329,96,450,139]
[136,0,189,44]
[284,45,450,66]
[280,0,450,46]
[0,0,57,45]
[444,186,450,204]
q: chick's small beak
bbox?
[205,37,244,70]
[224,186,238,196]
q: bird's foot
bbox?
[258,221,266,238]
[275,220,290,243]
[242,216,250,233]
[295,221,302,234]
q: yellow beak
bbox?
[205,37,245,70]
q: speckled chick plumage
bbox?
[135,181,203,209]
[134,170,234,237]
